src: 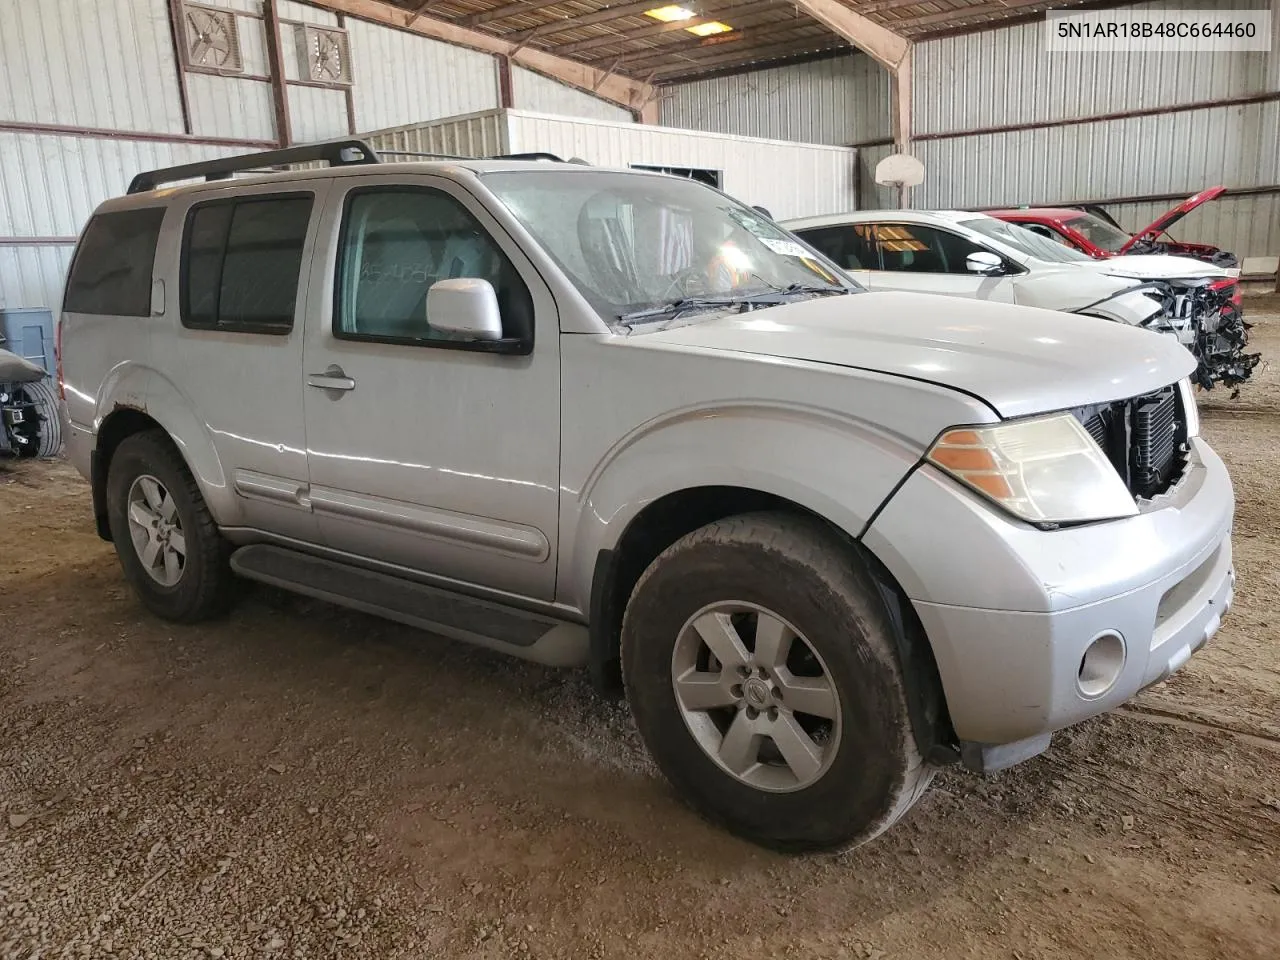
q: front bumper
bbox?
[863,437,1234,747]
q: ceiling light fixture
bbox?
[645,5,696,21]
[685,20,733,36]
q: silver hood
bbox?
[641,291,1196,419]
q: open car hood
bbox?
[640,291,1195,420]
[1121,186,1226,251]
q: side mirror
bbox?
[426,278,503,341]
[752,205,774,220]
[966,251,1003,275]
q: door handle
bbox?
[307,365,355,392]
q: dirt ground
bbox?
[2,303,1279,960]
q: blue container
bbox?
[0,308,56,383]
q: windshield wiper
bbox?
[775,282,849,297]
[618,296,759,326]
[618,284,849,327]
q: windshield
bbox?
[481,170,851,326]
[1065,212,1132,253]
[961,216,1094,264]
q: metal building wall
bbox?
[0,0,630,316]
[914,0,1275,134]
[909,0,1280,263]
[657,0,1279,262]
[511,67,634,123]
[0,0,186,134]
[347,18,500,132]
[362,110,512,159]
[660,53,889,147]
[504,112,856,219]
[361,110,856,219]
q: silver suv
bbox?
[59,140,1235,852]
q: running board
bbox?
[230,544,588,667]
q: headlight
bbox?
[1178,377,1200,438]
[927,413,1137,525]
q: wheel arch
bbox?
[91,396,230,542]
[586,485,957,764]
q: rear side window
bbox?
[181,194,314,333]
[63,208,166,316]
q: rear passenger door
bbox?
[299,174,561,602]
[155,179,331,543]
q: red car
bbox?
[987,187,1240,305]
[985,186,1234,263]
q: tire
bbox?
[621,511,933,853]
[23,380,62,457]
[105,429,234,622]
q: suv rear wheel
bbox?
[621,512,932,852]
[105,430,234,622]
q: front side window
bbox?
[481,170,849,326]
[182,194,314,333]
[64,208,166,316]
[793,224,879,270]
[334,188,533,346]
[871,224,993,274]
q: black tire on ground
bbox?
[621,511,933,853]
[105,429,235,622]
[23,380,62,457]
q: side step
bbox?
[230,544,588,667]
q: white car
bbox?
[783,209,1258,390]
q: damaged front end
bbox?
[1144,280,1260,396]
[1080,280,1260,397]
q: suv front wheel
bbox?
[622,512,932,852]
[105,430,234,622]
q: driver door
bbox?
[300,174,561,601]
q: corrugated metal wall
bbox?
[506,111,855,218]
[362,110,857,220]
[347,18,499,132]
[0,0,186,133]
[909,0,1280,263]
[658,0,1280,263]
[0,0,645,315]
[661,54,888,146]
[511,67,635,123]
[362,110,511,159]
[913,0,1276,134]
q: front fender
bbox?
[556,402,926,611]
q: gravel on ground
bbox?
[2,299,1278,959]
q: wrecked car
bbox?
[984,186,1240,272]
[783,209,1260,392]
[0,345,61,457]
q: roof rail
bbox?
[492,152,566,162]
[127,139,380,194]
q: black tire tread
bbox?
[622,510,933,852]
[25,380,62,457]
[106,429,234,622]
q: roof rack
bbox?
[127,139,380,194]
[492,152,566,162]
